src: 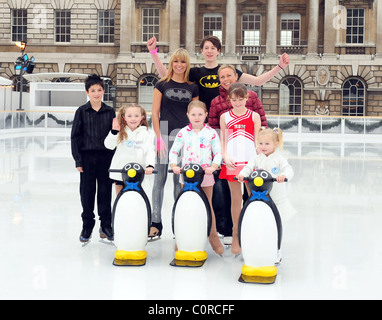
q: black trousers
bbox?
[79,150,113,230]
[212,170,249,237]
[212,171,233,236]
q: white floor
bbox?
[1,131,382,300]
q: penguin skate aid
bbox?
[168,164,212,267]
[235,170,286,284]
[109,163,157,266]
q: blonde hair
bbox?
[187,100,207,113]
[160,48,191,84]
[217,64,237,77]
[117,103,148,143]
[257,127,284,150]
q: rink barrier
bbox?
[1,110,382,135]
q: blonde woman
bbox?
[150,48,199,239]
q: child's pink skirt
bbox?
[179,173,215,187]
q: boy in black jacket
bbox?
[71,74,115,243]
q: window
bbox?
[12,75,28,93]
[12,9,27,42]
[103,79,115,103]
[280,13,300,46]
[98,10,115,43]
[55,10,71,43]
[142,8,160,42]
[279,77,302,115]
[342,78,365,116]
[242,14,261,46]
[346,9,364,44]
[203,14,223,42]
[139,75,158,113]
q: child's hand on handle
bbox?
[145,167,154,175]
[276,175,287,183]
[236,174,245,182]
[171,165,182,175]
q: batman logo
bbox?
[199,75,220,89]
[164,88,193,102]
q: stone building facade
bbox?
[0,0,381,116]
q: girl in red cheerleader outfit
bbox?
[219,83,261,254]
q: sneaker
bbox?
[80,228,92,242]
[100,226,114,241]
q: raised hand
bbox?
[278,53,290,69]
[147,36,157,52]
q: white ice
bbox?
[1,131,382,300]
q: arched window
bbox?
[279,77,302,115]
[103,79,115,103]
[342,78,365,116]
[139,75,158,113]
[11,75,28,93]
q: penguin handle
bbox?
[109,169,157,173]
[272,178,288,182]
[168,169,183,174]
[233,177,249,181]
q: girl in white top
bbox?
[237,127,296,221]
[105,103,156,195]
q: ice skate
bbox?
[99,226,114,241]
[148,222,162,242]
[80,228,92,246]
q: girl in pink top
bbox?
[220,83,261,254]
[170,101,224,255]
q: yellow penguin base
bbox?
[113,250,147,266]
[239,265,278,284]
[171,250,208,267]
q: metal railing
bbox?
[0,110,75,130]
[266,115,382,135]
[1,110,382,135]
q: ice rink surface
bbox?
[1,130,382,300]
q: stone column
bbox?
[377,0,382,56]
[119,0,132,54]
[323,0,338,55]
[266,0,277,56]
[308,0,319,54]
[225,0,237,56]
[185,0,196,54]
[169,0,181,52]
